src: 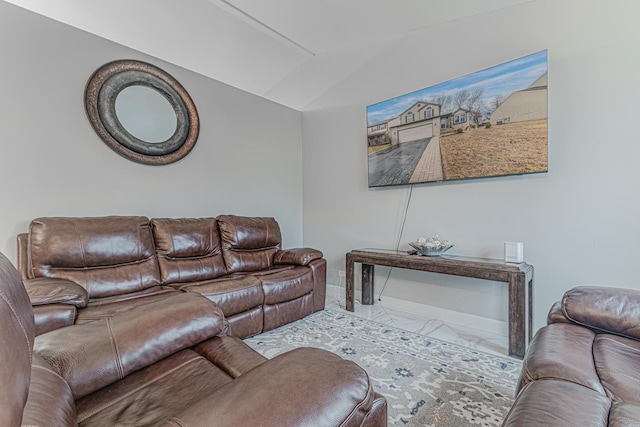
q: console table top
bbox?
[349,248,533,275]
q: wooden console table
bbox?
[345,248,534,359]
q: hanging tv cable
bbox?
[378,183,413,302]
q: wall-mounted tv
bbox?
[367,50,548,187]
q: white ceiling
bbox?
[4,0,531,110]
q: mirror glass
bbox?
[115,85,177,143]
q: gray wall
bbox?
[3,0,640,335]
[301,0,640,330]
[0,2,304,261]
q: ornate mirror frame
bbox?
[85,60,199,165]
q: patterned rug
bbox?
[243,309,521,426]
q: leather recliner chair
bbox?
[502,286,640,426]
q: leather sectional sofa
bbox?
[502,286,640,426]
[0,249,388,425]
[17,215,326,337]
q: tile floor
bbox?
[325,289,512,359]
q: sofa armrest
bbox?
[24,278,88,308]
[33,304,77,336]
[21,354,76,427]
[273,248,323,266]
[164,347,376,427]
[562,286,640,339]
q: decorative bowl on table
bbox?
[409,237,454,257]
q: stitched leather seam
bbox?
[158,252,220,261]
[105,317,124,379]
[43,256,157,271]
[596,369,640,383]
[597,335,640,353]
[616,415,640,422]
[76,356,203,422]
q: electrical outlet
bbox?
[338,270,346,278]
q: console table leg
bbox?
[362,264,374,305]
[346,254,355,312]
[528,275,534,343]
[509,274,526,359]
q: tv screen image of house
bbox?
[366,50,548,187]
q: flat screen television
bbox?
[366,50,548,187]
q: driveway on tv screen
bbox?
[368,137,430,187]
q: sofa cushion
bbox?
[609,402,640,425]
[35,292,225,399]
[28,217,160,299]
[217,215,281,273]
[75,349,233,427]
[502,380,611,427]
[165,348,376,427]
[563,286,640,340]
[517,323,605,394]
[151,218,228,284]
[594,333,640,402]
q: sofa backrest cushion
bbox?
[28,217,161,299]
[217,215,281,273]
[151,218,228,284]
[0,251,35,425]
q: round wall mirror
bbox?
[115,85,178,143]
[85,60,199,165]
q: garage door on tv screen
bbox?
[366,50,548,188]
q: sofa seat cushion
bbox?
[165,348,376,427]
[75,287,180,324]
[259,266,314,305]
[28,216,161,298]
[151,218,228,284]
[178,275,264,317]
[502,379,611,426]
[594,333,640,402]
[76,349,234,427]
[35,292,225,399]
[517,323,605,394]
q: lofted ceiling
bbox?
[4,0,531,110]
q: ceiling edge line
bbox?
[215,0,316,57]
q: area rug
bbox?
[243,309,521,426]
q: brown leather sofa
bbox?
[0,251,387,426]
[502,286,640,426]
[17,215,326,337]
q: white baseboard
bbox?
[326,284,507,337]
